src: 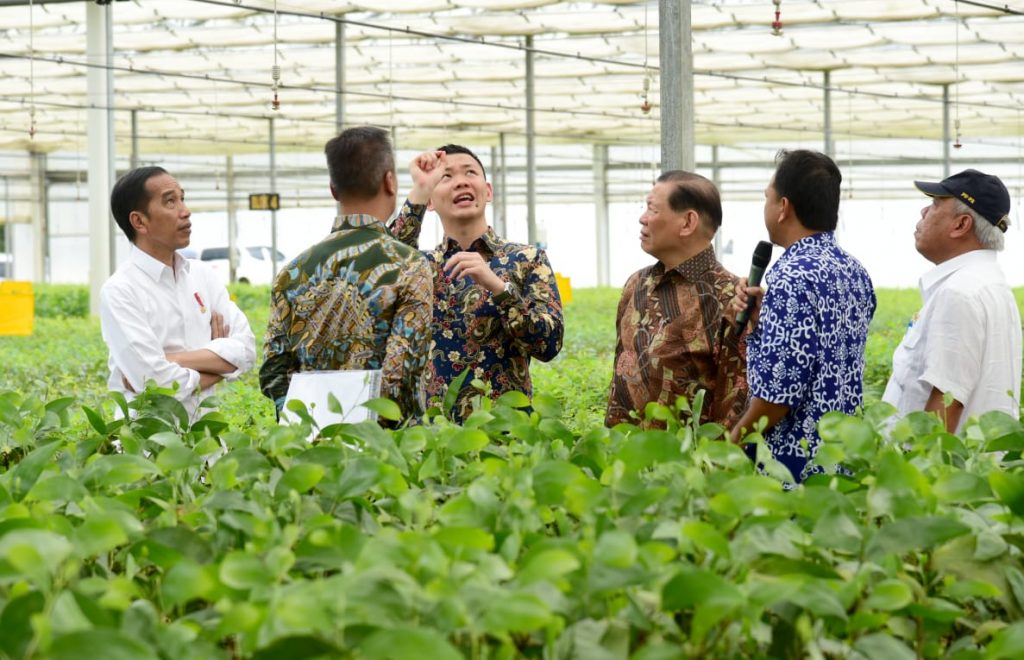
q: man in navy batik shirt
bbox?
[730,149,876,484]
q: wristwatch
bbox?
[492,281,516,304]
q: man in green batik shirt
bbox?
[259,126,433,422]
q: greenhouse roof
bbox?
[0,0,1021,155]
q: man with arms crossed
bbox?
[606,171,748,427]
[260,126,433,423]
[731,150,876,484]
[883,169,1021,432]
[389,145,563,422]
[101,166,256,421]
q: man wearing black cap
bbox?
[883,169,1021,433]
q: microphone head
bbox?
[752,240,773,268]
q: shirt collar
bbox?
[652,244,717,283]
[920,249,997,297]
[129,245,188,283]
[440,227,503,255]
[782,231,835,258]
[332,213,387,234]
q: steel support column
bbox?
[593,144,610,287]
[30,152,48,283]
[269,117,278,281]
[499,132,508,237]
[227,155,237,283]
[659,0,695,171]
[711,144,722,255]
[130,109,139,170]
[942,83,951,177]
[106,2,117,271]
[335,21,345,133]
[525,35,537,245]
[824,70,834,158]
[87,1,112,315]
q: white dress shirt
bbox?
[100,247,256,421]
[883,249,1022,432]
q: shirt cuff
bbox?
[205,337,250,381]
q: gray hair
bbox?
[954,200,1008,251]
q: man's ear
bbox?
[777,196,793,224]
[329,181,340,202]
[484,180,494,203]
[950,210,975,239]
[383,170,397,197]
[677,209,701,238]
[128,209,146,236]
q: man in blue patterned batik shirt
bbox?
[730,150,876,484]
[388,146,563,422]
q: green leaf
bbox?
[482,592,553,633]
[155,444,201,472]
[0,529,73,576]
[934,471,992,503]
[447,428,489,455]
[48,629,157,660]
[0,590,44,658]
[989,471,1024,516]
[533,460,586,506]
[866,516,970,559]
[682,520,732,559]
[27,474,88,503]
[8,440,61,502]
[662,568,744,611]
[812,507,863,554]
[82,406,108,435]
[161,559,218,607]
[594,530,638,568]
[363,397,402,422]
[219,551,273,590]
[616,430,684,469]
[516,548,580,585]
[496,390,531,409]
[74,513,129,558]
[986,621,1024,659]
[853,633,915,660]
[359,626,461,660]
[865,579,914,611]
[276,463,325,498]
[81,454,162,488]
[978,412,1024,452]
[254,635,343,660]
[433,526,494,552]
[336,458,383,500]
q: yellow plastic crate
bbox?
[555,272,572,306]
[0,281,34,336]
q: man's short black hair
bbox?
[324,126,395,200]
[110,166,169,243]
[438,144,486,179]
[772,149,842,232]
[656,170,723,235]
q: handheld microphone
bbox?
[735,240,773,335]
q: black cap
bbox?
[914,169,1010,233]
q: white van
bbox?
[198,245,287,285]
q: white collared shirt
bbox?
[883,249,1022,432]
[99,246,256,420]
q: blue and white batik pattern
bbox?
[746,231,876,483]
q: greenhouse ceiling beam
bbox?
[660,0,695,172]
[87,0,112,316]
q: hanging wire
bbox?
[271,0,281,110]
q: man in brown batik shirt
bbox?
[606,171,749,428]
